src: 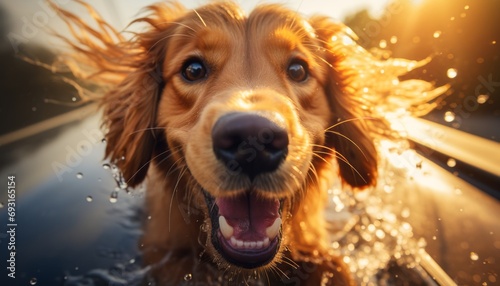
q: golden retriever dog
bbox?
[48,1,445,285]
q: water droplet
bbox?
[432,236,437,240]
[375,229,386,239]
[477,94,489,104]
[444,111,456,122]
[477,57,485,64]
[0,202,3,208]
[470,251,479,261]
[30,278,37,285]
[447,68,458,78]
[433,31,442,38]
[86,196,93,202]
[401,207,411,218]
[129,258,136,264]
[379,39,387,48]
[417,237,427,248]
[489,274,497,283]
[455,188,463,195]
[102,163,110,170]
[101,138,106,143]
[111,164,119,173]
[464,5,469,10]
[460,12,467,18]
[32,107,37,111]
[109,191,118,203]
[76,172,83,179]
[412,36,421,43]
[390,35,398,44]
[72,97,77,102]
[492,40,497,45]
[184,273,193,281]
[447,158,457,168]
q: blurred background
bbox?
[0,0,498,285]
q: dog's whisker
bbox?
[324,129,369,161]
[289,165,305,191]
[324,116,375,131]
[125,127,166,137]
[313,150,368,184]
[124,148,173,185]
[312,143,351,165]
[148,33,194,54]
[165,153,187,176]
[269,263,290,280]
[168,166,189,233]
[307,161,321,187]
[192,9,207,27]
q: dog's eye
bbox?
[181,59,207,81]
[287,61,308,82]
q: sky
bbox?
[1,0,393,48]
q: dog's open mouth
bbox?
[204,191,282,268]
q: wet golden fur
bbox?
[48,1,445,285]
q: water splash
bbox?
[109,191,118,204]
[447,68,458,79]
[447,158,457,168]
[477,94,489,104]
[325,139,433,284]
[470,252,479,261]
[444,111,456,122]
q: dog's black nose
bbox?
[212,113,288,179]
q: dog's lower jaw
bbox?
[203,189,285,269]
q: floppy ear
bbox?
[102,65,163,187]
[98,5,187,187]
[311,16,378,188]
[45,2,188,186]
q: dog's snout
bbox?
[212,113,288,179]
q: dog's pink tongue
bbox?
[215,193,280,240]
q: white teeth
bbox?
[229,236,272,250]
[220,216,282,250]
[263,237,270,247]
[219,216,234,239]
[265,218,282,239]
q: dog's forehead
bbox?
[180,3,316,48]
[162,4,322,80]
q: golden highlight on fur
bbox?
[46,1,446,285]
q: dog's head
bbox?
[101,2,377,270]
